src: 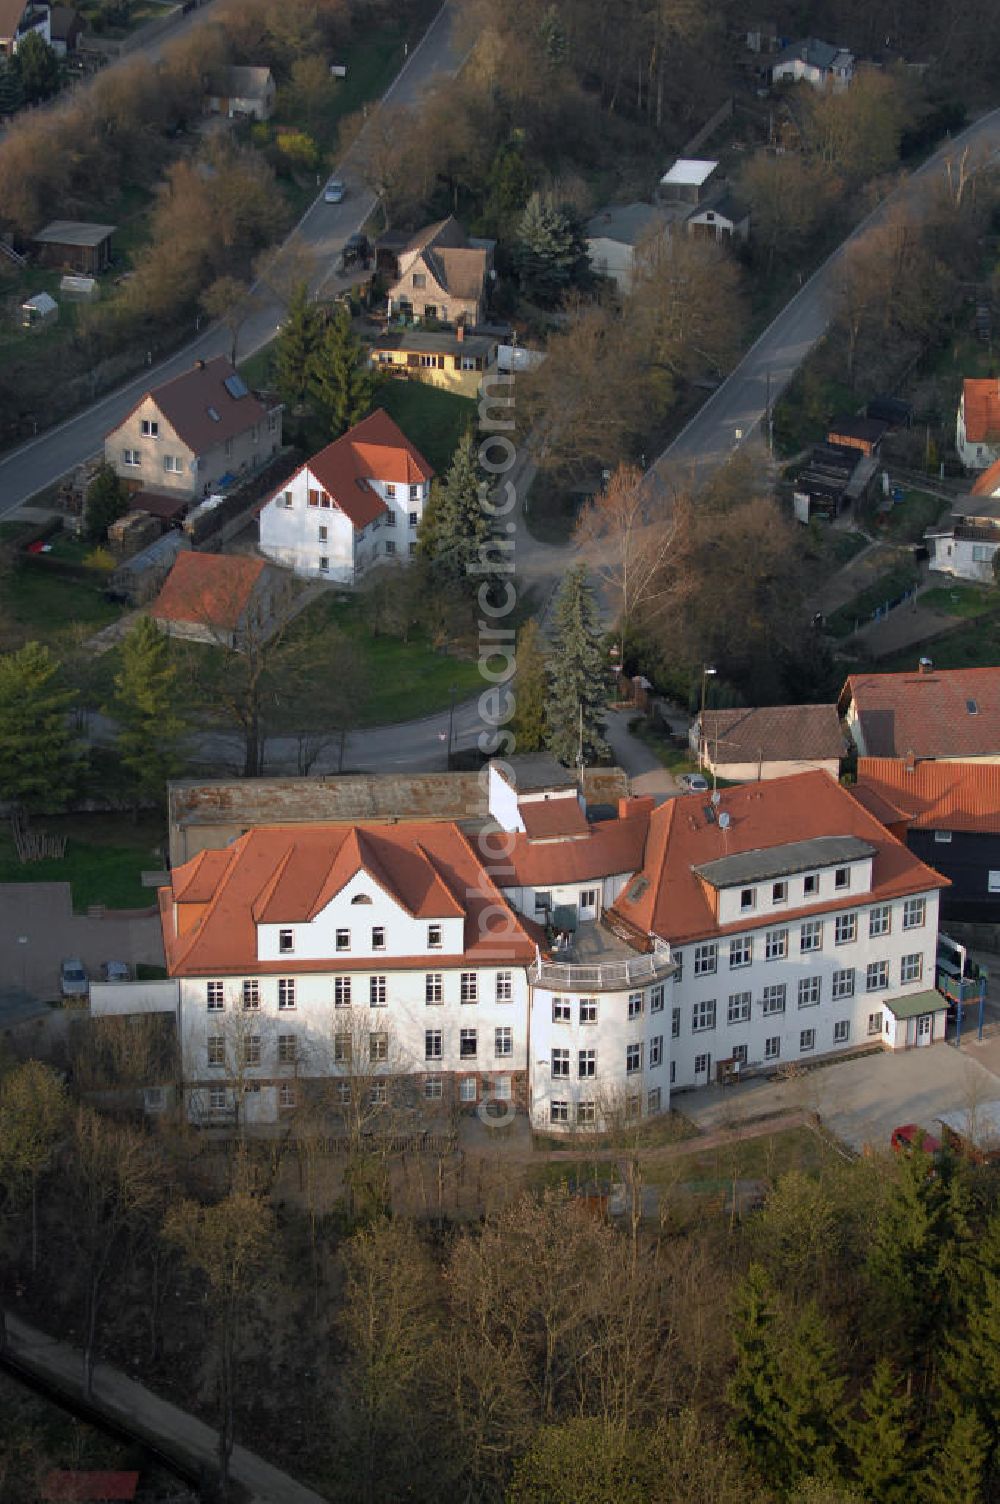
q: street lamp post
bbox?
[447,684,457,770]
[699,666,717,772]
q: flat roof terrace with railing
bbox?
[529,921,676,992]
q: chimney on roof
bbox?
[904,750,916,775]
[918,656,933,674]
[195,358,205,370]
[456,323,465,343]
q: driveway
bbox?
[603,709,681,802]
[0,883,165,1005]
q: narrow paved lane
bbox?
[0,3,463,516]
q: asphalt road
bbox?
[0,2,462,517]
[650,108,1000,492]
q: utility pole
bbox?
[698,666,717,772]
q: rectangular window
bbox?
[461,1079,478,1104]
[772,880,787,904]
[732,1044,748,1066]
[492,1075,512,1101]
[278,978,295,1010]
[868,1011,883,1036]
[336,929,350,951]
[141,418,158,437]
[835,913,857,945]
[496,971,513,1002]
[163,454,182,473]
[729,935,752,969]
[122,449,141,467]
[866,961,889,992]
[336,1080,352,1104]
[579,998,598,1025]
[207,1035,225,1067]
[765,1036,781,1061]
[495,1026,513,1058]
[370,1082,388,1105]
[209,1086,227,1111]
[412,273,426,289]
[627,991,643,1020]
[740,887,755,911]
[460,972,478,1004]
[318,526,329,543]
[207,981,224,1011]
[425,973,443,1004]
[800,1028,816,1052]
[424,1076,443,1100]
[835,866,850,890]
[409,510,419,527]
[278,928,294,953]
[334,1032,352,1063]
[649,1035,663,1068]
[576,1101,596,1125]
[671,1006,681,1038]
[370,1031,388,1063]
[460,1028,477,1059]
[648,1087,662,1114]
[869,905,891,938]
[551,1048,570,1078]
[832,967,855,999]
[371,926,385,950]
[410,484,420,500]
[370,975,387,1007]
[550,1100,569,1124]
[385,510,396,527]
[308,488,319,508]
[384,483,396,498]
[670,1061,676,1084]
[673,951,683,982]
[277,1034,297,1064]
[427,924,442,948]
[804,873,819,896]
[693,942,717,976]
[553,998,571,1024]
[279,1083,296,1108]
[833,1020,850,1044]
[650,985,664,1013]
[935,830,953,845]
[727,992,751,1024]
[319,557,329,573]
[578,1048,596,1078]
[626,1043,643,1074]
[903,898,926,930]
[990,871,1000,893]
[385,540,396,556]
[762,984,786,1015]
[334,976,351,1008]
[901,952,923,984]
[692,999,716,1032]
[281,490,293,508]
[765,928,788,961]
[800,920,823,954]
[242,979,259,1010]
[798,976,821,1009]
[425,1029,442,1060]
[243,1035,261,1066]
[534,890,552,918]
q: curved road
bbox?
[0,2,462,516]
[650,109,1000,491]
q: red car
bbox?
[890,1123,942,1155]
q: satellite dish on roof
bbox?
[719,811,730,830]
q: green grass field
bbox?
[375,381,477,476]
[874,607,1000,672]
[824,560,920,638]
[868,489,950,544]
[4,563,125,643]
[0,813,163,911]
[920,582,997,618]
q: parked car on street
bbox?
[679,773,710,793]
[100,960,131,983]
[323,178,345,203]
[60,958,89,999]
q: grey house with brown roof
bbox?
[104,357,283,502]
[385,216,493,327]
[205,65,276,122]
[691,704,845,783]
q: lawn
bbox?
[873,604,1000,673]
[824,560,920,638]
[920,582,997,618]
[0,812,164,911]
[4,561,125,644]
[867,488,950,544]
[375,380,477,476]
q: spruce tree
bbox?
[84,463,128,544]
[938,1211,1000,1473]
[418,428,490,584]
[511,619,548,753]
[513,192,589,305]
[0,641,78,813]
[919,1406,989,1504]
[726,1264,787,1484]
[307,304,376,439]
[0,58,24,115]
[545,565,608,767]
[110,617,187,808]
[274,281,325,410]
[850,1360,914,1504]
[776,1301,847,1487]
[15,32,59,103]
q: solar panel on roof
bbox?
[224,373,249,399]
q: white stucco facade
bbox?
[259,464,426,583]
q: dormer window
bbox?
[803,874,819,897]
[279,929,294,953]
[740,887,755,912]
[427,924,442,949]
[772,881,787,904]
[835,867,850,890]
[372,926,385,951]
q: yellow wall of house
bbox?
[373,354,483,399]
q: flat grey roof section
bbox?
[694,834,876,888]
[938,1101,1000,1143]
[33,220,116,247]
[494,754,577,792]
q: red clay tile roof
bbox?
[963,379,1000,444]
[842,667,1000,759]
[265,409,434,529]
[501,811,652,890]
[701,703,844,764]
[151,551,267,631]
[112,357,269,456]
[971,457,1000,495]
[41,1474,139,1503]
[162,821,539,974]
[519,798,590,840]
[856,757,1000,834]
[608,769,946,948]
[0,0,30,38]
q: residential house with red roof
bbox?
[257,408,434,582]
[956,378,1000,471]
[105,357,282,503]
[690,704,844,783]
[94,757,949,1132]
[150,550,292,649]
[854,757,1000,921]
[926,491,1000,583]
[840,664,1000,762]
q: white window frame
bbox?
[835,913,857,945]
[833,1019,851,1044]
[832,967,855,1000]
[553,998,571,1024]
[762,984,786,1015]
[729,935,752,969]
[496,971,513,1002]
[551,1048,570,1078]
[727,992,751,1025]
[627,992,643,1020]
[800,1028,816,1052]
[494,1026,513,1058]
[578,1048,597,1078]
[693,942,717,976]
[797,976,821,1009]
[866,960,889,992]
[459,1028,477,1059]
[692,999,716,1032]
[277,977,295,1010]
[425,1029,443,1061]
[626,1043,643,1074]
[900,952,923,984]
[765,928,788,961]
[902,898,925,931]
[869,905,891,938]
[334,976,351,1008]
[800,920,823,954]
[207,981,224,1011]
[579,998,598,1025]
[764,1036,781,1061]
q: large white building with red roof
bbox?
[97,758,951,1131]
[257,408,434,583]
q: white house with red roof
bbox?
[257,409,434,583]
[956,378,1000,472]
